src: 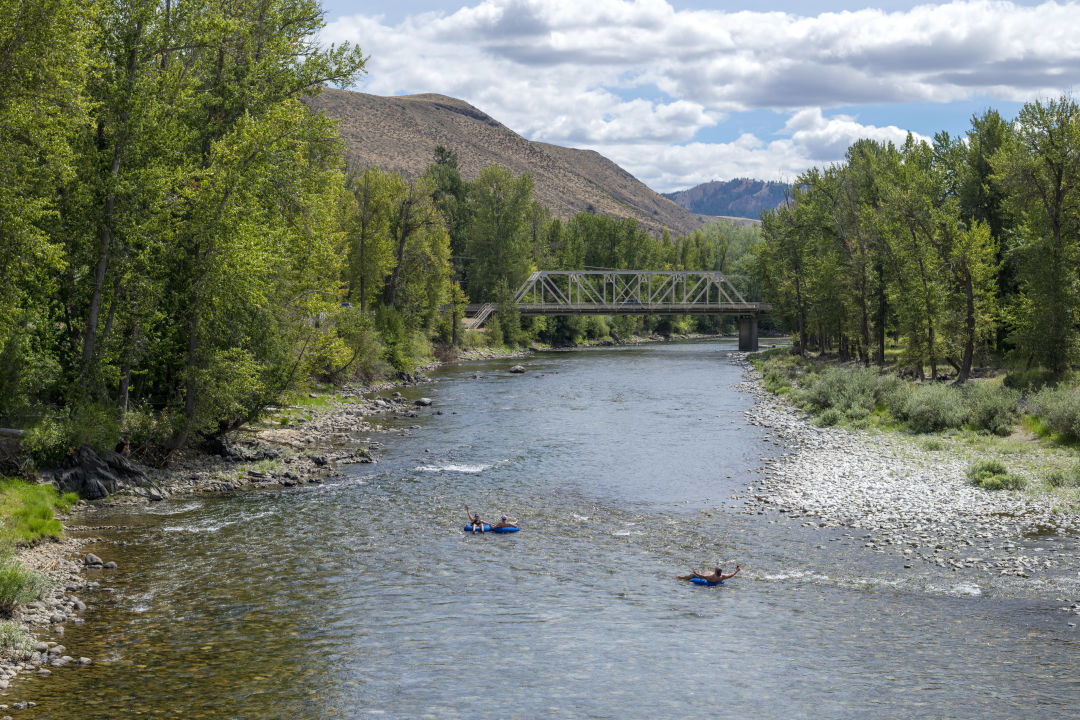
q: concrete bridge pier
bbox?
[738,315,759,351]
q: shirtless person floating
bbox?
[677,564,740,583]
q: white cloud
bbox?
[321,1,1080,190]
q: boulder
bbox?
[55,446,159,500]
[509,365,526,374]
[202,436,279,462]
[414,397,433,407]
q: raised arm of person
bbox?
[719,565,741,581]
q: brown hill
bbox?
[306,88,744,236]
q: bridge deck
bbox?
[465,302,769,316]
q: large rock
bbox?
[509,365,526,374]
[202,436,279,462]
[54,446,158,501]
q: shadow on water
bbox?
[16,341,1080,719]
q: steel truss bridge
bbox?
[465,270,769,350]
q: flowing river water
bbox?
[16,341,1080,718]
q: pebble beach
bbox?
[736,356,1080,589]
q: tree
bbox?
[994,97,1080,376]
[0,0,89,419]
[464,166,535,301]
[345,167,395,313]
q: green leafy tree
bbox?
[994,97,1080,376]
[464,166,535,301]
[0,0,90,419]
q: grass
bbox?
[0,477,78,545]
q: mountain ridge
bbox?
[305,89,755,235]
[663,178,790,220]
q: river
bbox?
[17,341,1080,718]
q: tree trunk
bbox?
[957,276,976,384]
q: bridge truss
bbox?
[464,270,768,350]
[512,270,764,315]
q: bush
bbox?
[23,403,121,468]
[965,383,1020,436]
[901,384,968,433]
[816,408,843,427]
[0,619,33,659]
[0,561,51,617]
[1003,368,1057,392]
[1028,386,1080,442]
[1046,463,1080,488]
[762,366,791,394]
[801,368,878,417]
[966,458,1026,491]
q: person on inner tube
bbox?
[492,515,516,529]
[677,564,740,583]
[464,504,486,534]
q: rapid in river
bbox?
[17,340,1080,718]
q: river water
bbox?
[17,341,1080,718]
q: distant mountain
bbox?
[664,178,790,220]
[305,89,750,236]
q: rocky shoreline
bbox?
[2,349,539,712]
[734,354,1080,588]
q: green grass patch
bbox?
[0,476,78,545]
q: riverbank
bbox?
[0,347,545,709]
[735,353,1080,592]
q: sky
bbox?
[319,1,1080,192]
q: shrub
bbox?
[762,366,791,394]
[965,383,1020,436]
[901,384,968,433]
[1003,368,1057,392]
[1046,463,1080,488]
[922,439,944,451]
[0,561,51,617]
[966,458,1026,491]
[23,403,122,468]
[1028,386,1080,442]
[0,620,33,659]
[801,368,880,416]
[816,408,843,427]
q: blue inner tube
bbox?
[689,577,725,586]
[463,524,520,533]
